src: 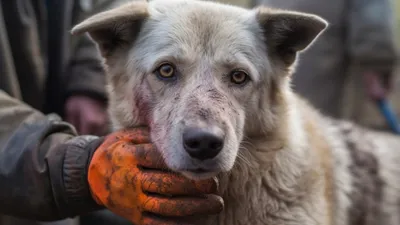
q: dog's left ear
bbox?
[256,7,328,66]
[71,1,149,58]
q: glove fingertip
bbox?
[196,176,219,194]
[206,194,224,213]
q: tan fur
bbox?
[72,1,400,224]
[305,113,334,225]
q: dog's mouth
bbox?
[180,168,219,180]
[186,168,210,173]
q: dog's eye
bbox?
[156,63,176,80]
[230,70,249,85]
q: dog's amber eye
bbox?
[156,63,175,79]
[230,70,249,85]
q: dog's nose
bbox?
[183,127,224,160]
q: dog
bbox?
[72,0,400,224]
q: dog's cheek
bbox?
[132,79,156,126]
[236,111,245,141]
[219,120,241,171]
[133,95,149,125]
[243,91,270,135]
[149,103,175,145]
[149,106,183,169]
[225,99,245,140]
[148,111,169,161]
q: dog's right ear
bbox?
[71,1,149,57]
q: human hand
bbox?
[363,71,392,101]
[88,128,224,225]
[65,95,108,135]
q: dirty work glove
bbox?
[88,128,224,225]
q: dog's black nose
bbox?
[183,127,224,160]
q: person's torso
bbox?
[0,0,86,114]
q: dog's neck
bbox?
[215,92,331,225]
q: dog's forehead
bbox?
[151,1,255,44]
[132,0,268,78]
[149,0,250,15]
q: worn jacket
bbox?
[0,90,104,223]
[252,0,398,119]
[0,0,108,117]
[0,0,133,224]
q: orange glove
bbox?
[88,128,224,225]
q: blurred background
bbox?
[220,0,400,133]
[1,0,400,225]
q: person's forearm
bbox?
[64,34,107,104]
[64,0,131,104]
[0,90,102,220]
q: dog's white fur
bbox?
[72,1,400,224]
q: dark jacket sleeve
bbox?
[64,0,133,103]
[64,0,115,103]
[0,90,103,221]
[64,33,107,103]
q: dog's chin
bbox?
[179,170,220,181]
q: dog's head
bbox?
[72,0,327,180]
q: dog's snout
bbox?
[183,127,224,160]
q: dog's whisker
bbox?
[236,148,252,168]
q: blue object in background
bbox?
[377,99,400,134]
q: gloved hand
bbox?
[88,128,224,225]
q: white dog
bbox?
[72,1,400,224]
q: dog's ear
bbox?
[256,8,328,65]
[71,1,149,57]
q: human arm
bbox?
[0,90,223,224]
[64,0,138,135]
[347,0,398,100]
[0,90,103,220]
